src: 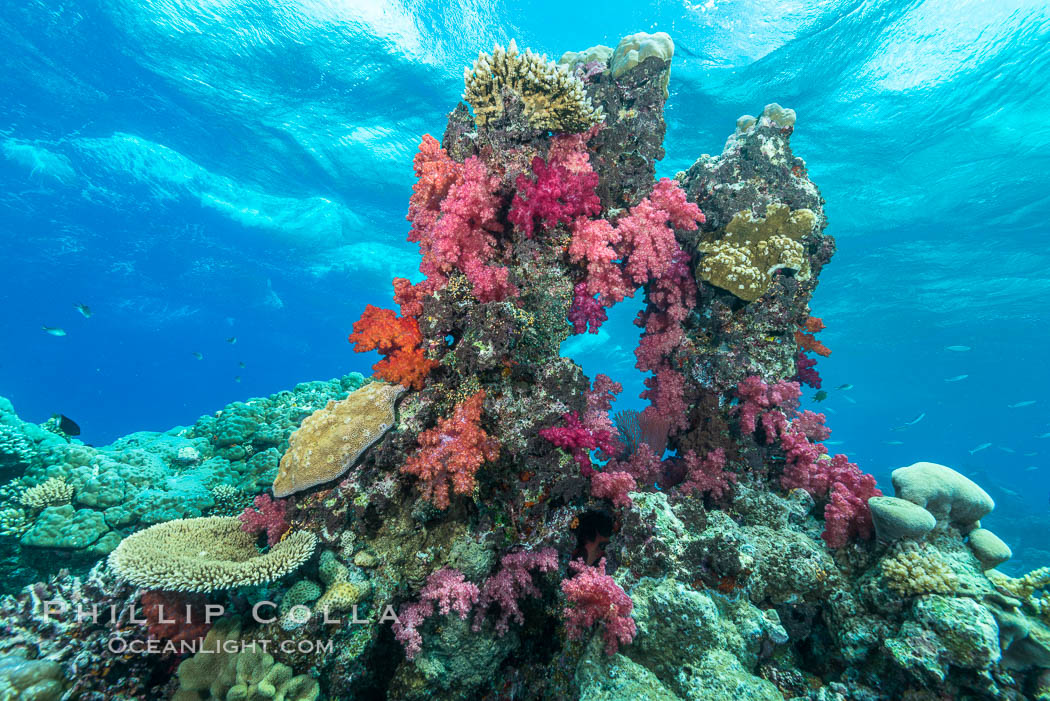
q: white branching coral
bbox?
[463,39,604,133]
[17,477,74,509]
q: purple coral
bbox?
[238,494,289,546]
[393,568,480,659]
[561,558,636,655]
[473,548,559,636]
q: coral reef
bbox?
[1,29,1047,701]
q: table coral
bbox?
[107,516,316,592]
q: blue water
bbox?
[2,1,1048,560]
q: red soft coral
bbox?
[347,304,437,390]
[539,412,617,478]
[590,470,637,507]
[238,494,289,546]
[140,590,212,645]
[400,391,499,509]
[561,558,636,655]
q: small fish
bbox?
[238,361,246,368]
[969,442,992,454]
[1025,466,1038,471]
[998,446,1016,454]
[226,336,237,344]
[42,326,66,336]
[74,303,92,318]
[825,407,838,414]
[999,487,1020,498]
[52,414,80,436]
[1040,432,1050,439]
[836,384,853,391]
[945,345,971,352]
[192,352,203,360]
[884,440,904,446]
[842,395,857,404]
[813,390,828,402]
[904,412,926,426]
[1024,452,1037,457]
[234,376,242,383]
[944,374,968,382]
[1008,401,1036,408]
[825,440,844,446]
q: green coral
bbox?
[696,203,815,302]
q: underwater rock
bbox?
[868,495,937,541]
[891,461,995,531]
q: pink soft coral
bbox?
[561,558,636,655]
[734,376,802,443]
[509,156,600,237]
[680,448,736,499]
[393,568,480,659]
[618,179,704,285]
[238,494,289,546]
[406,136,514,302]
[401,391,500,509]
[590,470,637,507]
[474,548,559,636]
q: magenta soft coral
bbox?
[238,494,289,546]
[393,568,480,659]
[734,376,802,443]
[561,558,636,655]
[539,411,617,478]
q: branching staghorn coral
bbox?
[697,203,815,302]
[107,516,316,592]
[880,541,958,596]
[17,477,74,509]
[464,39,604,133]
[988,567,1050,623]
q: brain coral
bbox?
[107,517,316,592]
[696,203,815,302]
[273,381,405,498]
[463,39,604,133]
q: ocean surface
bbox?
[1,0,1048,570]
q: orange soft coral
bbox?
[795,316,831,357]
[400,391,500,509]
[348,304,437,390]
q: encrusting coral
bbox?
[463,39,604,133]
[106,516,316,592]
[273,381,405,498]
[696,203,814,302]
[881,541,959,596]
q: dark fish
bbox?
[238,361,246,368]
[42,326,66,336]
[836,384,853,390]
[234,376,242,383]
[813,390,828,402]
[74,303,92,318]
[226,336,237,344]
[192,352,203,360]
[54,414,80,436]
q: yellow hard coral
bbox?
[273,381,404,498]
[463,39,604,133]
[880,542,958,596]
[107,516,316,592]
[697,203,815,302]
[314,550,372,615]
